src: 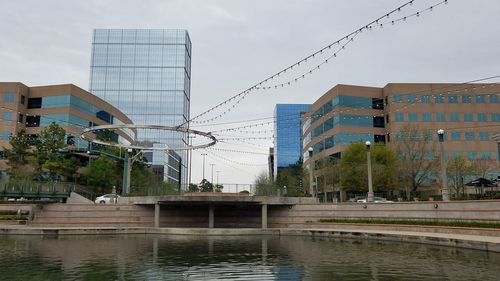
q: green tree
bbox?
[5,130,35,180]
[339,142,399,193]
[214,184,224,192]
[33,123,68,180]
[83,156,119,193]
[188,183,199,192]
[199,179,214,192]
[254,171,276,196]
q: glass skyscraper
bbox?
[274,104,311,179]
[89,29,192,187]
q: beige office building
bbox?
[302,83,500,194]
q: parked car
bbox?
[356,197,393,203]
[95,194,120,204]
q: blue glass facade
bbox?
[89,29,192,186]
[274,104,311,177]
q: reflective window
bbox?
[408,113,418,122]
[395,113,404,122]
[479,132,489,141]
[464,113,473,122]
[451,132,461,141]
[434,95,444,103]
[489,95,499,103]
[393,94,402,103]
[3,93,15,102]
[424,151,435,160]
[462,95,472,103]
[1,131,11,140]
[436,112,445,122]
[477,113,487,122]
[449,113,460,122]
[407,94,416,104]
[2,111,12,121]
[476,95,485,103]
[422,112,432,122]
[27,98,42,109]
[492,113,500,122]
[452,151,462,158]
[467,151,476,160]
[448,95,458,103]
[465,132,475,141]
[480,151,491,160]
[420,95,430,103]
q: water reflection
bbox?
[0,234,498,280]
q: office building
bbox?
[89,29,192,187]
[302,83,500,194]
[0,82,134,179]
[274,104,311,180]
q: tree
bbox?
[199,179,214,192]
[392,125,438,198]
[254,171,276,196]
[447,156,473,197]
[33,123,68,180]
[5,130,35,180]
[188,183,199,192]
[214,184,224,192]
[83,156,119,193]
[339,142,399,193]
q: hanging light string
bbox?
[206,147,269,155]
[181,0,448,126]
[204,149,268,167]
[203,151,258,177]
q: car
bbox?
[94,194,120,204]
[356,197,393,203]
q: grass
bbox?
[317,218,500,229]
[0,215,28,221]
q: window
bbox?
[395,113,404,122]
[467,151,476,160]
[436,112,445,122]
[492,113,500,122]
[372,98,384,110]
[479,132,489,141]
[452,151,462,158]
[422,112,432,122]
[1,131,11,140]
[26,116,40,127]
[386,114,389,124]
[373,116,385,128]
[465,132,475,141]
[489,95,499,103]
[448,95,458,103]
[424,131,433,141]
[424,151,435,160]
[18,113,23,123]
[3,93,15,102]
[420,95,430,103]
[20,95,26,105]
[27,98,42,109]
[396,132,404,140]
[393,94,403,103]
[462,95,472,103]
[435,95,444,103]
[407,94,416,104]
[2,111,12,121]
[464,113,473,122]
[449,113,460,122]
[451,132,461,141]
[481,151,491,160]
[477,113,487,122]
[408,113,418,122]
[476,95,485,103]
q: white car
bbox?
[356,197,393,203]
[94,194,120,204]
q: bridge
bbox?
[0,181,73,202]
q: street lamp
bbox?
[201,153,207,181]
[308,147,315,198]
[365,141,374,202]
[210,163,215,183]
[437,129,450,201]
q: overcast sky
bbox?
[1,0,500,189]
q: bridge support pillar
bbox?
[208,204,214,228]
[261,204,268,229]
[154,203,160,227]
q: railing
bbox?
[0,181,74,199]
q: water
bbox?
[0,234,499,280]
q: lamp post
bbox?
[437,129,450,201]
[216,171,220,186]
[210,164,215,184]
[308,147,315,198]
[201,153,207,181]
[365,141,374,202]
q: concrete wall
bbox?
[268,200,500,227]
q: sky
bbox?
[1,0,500,190]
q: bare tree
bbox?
[447,156,473,197]
[392,125,438,199]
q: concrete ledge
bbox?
[0,225,498,253]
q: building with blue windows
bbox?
[302,83,500,196]
[89,29,192,187]
[0,82,134,180]
[274,104,311,180]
